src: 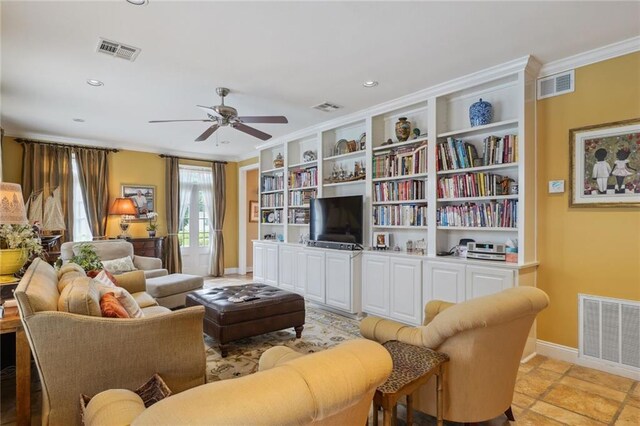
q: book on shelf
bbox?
[373,204,428,227]
[436,199,517,228]
[261,192,284,208]
[437,172,515,198]
[288,208,310,224]
[261,173,284,191]
[373,179,427,202]
[288,167,317,189]
[372,143,427,178]
[437,135,518,171]
[288,188,316,206]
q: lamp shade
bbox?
[109,198,137,215]
[0,182,28,225]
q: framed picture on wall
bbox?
[570,118,640,207]
[249,200,259,222]
[121,184,156,219]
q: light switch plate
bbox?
[549,180,565,193]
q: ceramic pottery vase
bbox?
[148,230,156,237]
[469,98,493,127]
[273,153,284,168]
[395,117,411,142]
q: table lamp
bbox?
[0,182,29,283]
[109,198,137,238]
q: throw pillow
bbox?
[100,293,130,318]
[57,263,86,278]
[92,281,143,318]
[92,270,119,287]
[101,256,136,274]
[58,277,102,317]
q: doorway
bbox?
[238,163,259,275]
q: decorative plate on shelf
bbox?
[334,139,349,156]
[267,212,275,223]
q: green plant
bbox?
[146,212,158,232]
[70,243,103,272]
[0,224,44,258]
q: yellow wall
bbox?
[238,156,259,168]
[246,168,259,266]
[224,162,238,269]
[1,137,23,183]
[537,52,640,348]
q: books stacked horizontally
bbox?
[373,143,427,178]
[438,173,515,198]
[437,135,517,171]
[289,167,317,188]
[436,199,517,228]
[373,205,427,227]
[261,192,284,208]
[373,179,426,202]
[261,173,284,191]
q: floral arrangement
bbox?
[70,243,103,272]
[0,224,43,258]
[146,212,158,231]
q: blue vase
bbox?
[469,98,493,127]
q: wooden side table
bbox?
[0,305,31,426]
[372,340,449,426]
[126,237,165,265]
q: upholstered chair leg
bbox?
[505,406,515,421]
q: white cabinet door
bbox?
[253,243,266,283]
[325,252,351,311]
[305,250,325,303]
[390,258,423,325]
[278,245,296,291]
[264,244,279,286]
[362,254,390,317]
[424,261,466,306]
[466,266,515,299]
[294,250,306,295]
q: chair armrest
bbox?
[115,270,147,294]
[22,306,206,425]
[360,315,424,347]
[424,300,455,326]
[258,346,305,371]
[84,389,146,426]
[133,255,163,271]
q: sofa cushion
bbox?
[133,292,158,309]
[83,389,146,426]
[57,263,86,279]
[58,277,102,317]
[141,305,171,317]
[102,256,136,274]
[100,293,130,318]
[146,274,204,299]
[143,269,170,279]
[58,270,87,293]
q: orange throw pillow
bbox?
[100,292,130,318]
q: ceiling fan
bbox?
[149,87,288,142]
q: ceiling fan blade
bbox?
[149,119,213,123]
[197,105,222,116]
[195,124,220,142]
[233,123,272,141]
[237,116,288,124]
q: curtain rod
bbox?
[159,154,227,165]
[16,138,119,153]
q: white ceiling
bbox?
[1,1,639,161]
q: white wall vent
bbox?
[312,102,341,112]
[537,70,574,100]
[579,294,640,372]
[96,38,141,62]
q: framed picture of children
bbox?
[121,184,156,219]
[570,118,640,207]
[373,232,390,249]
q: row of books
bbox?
[261,174,284,192]
[288,209,310,224]
[261,193,284,208]
[289,189,316,206]
[372,144,427,178]
[373,179,427,202]
[437,173,514,199]
[262,210,283,224]
[373,205,428,227]
[437,135,518,171]
[289,167,317,189]
[436,200,517,228]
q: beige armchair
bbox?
[82,339,393,426]
[15,259,206,426]
[60,240,168,278]
[360,286,549,424]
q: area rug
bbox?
[204,304,361,382]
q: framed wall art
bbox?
[249,200,259,222]
[569,118,640,207]
[121,184,156,219]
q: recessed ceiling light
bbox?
[126,0,148,5]
[363,80,379,88]
[86,79,104,87]
[72,118,85,123]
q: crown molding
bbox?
[539,36,640,78]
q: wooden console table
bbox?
[126,237,165,264]
[0,304,31,426]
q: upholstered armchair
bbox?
[15,259,206,426]
[360,286,549,424]
[82,339,393,425]
[60,240,168,278]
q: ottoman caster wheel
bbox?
[219,345,229,358]
[294,325,304,339]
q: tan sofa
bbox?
[60,240,168,278]
[83,339,393,426]
[360,286,549,424]
[15,258,206,426]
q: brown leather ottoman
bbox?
[185,283,305,357]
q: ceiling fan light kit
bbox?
[150,87,288,142]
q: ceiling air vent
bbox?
[96,38,141,62]
[312,102,341,112]
[537,70,574,100]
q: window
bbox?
[71,154,93,241]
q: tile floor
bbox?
[1,274,638,425]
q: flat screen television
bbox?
[309,195,363,244]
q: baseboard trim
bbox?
[224,267,238,275]
[536,340,640,380]
[246,267,253,273]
